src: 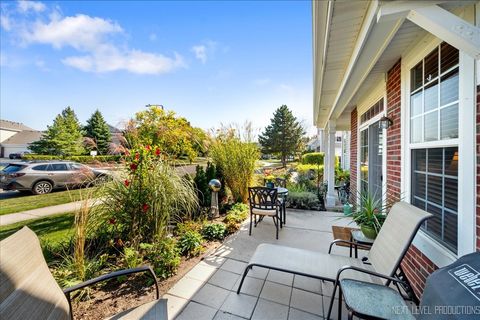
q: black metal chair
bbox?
[248,187,281,239]
[275,177,288,224]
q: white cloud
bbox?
[191,40,218,64]
[5,5,186,75]
[0,14,11,30]
[62,47,185,74]
[192,45,207,64]
[253,78,270,86]
[22,14,122,50]
[18,1,45,13]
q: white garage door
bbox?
[3,146,29,158]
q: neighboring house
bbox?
[308,129,350,170]
[0,120,42,158]
[313,1,479,298]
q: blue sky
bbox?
[1,0,313,135]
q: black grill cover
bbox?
[419,252,480,320]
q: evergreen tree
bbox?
[258,105,305,167]
[84,109,112,154]
[29,107,84,156]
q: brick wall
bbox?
[386,60,402,203]
[402,246,438,297]
[350,108,357,205]
[477,85,480,251]
[386,59,437,299]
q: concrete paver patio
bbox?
[163,209,362,320]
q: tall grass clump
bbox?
[210,126,259,203]
[92,145,198,245]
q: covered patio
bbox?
[162,209,373,320]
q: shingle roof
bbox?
[1,130,43,145]
[0,120,34,132]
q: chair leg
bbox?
[338,285,343,320]
[348,310,354,320]
[272,216,279,239]
[249,213,253,236]
[283,201,286,224]
[327,281,338,320]
[237,265,252,294]
[277,207,283,228]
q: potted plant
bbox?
[265,175,275,188]
[351,191,387,239]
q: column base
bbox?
[325,193,336,207]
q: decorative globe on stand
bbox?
[209,179,221,220]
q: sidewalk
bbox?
[0,201,86,226]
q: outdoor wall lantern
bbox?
[379,116,393,129]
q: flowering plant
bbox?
[96,144,198,244]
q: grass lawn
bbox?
[0,188,94,215]
[0,212,74,243]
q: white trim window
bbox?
[409,42,460,254]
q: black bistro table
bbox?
[349,230,374,258]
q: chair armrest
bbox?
[63,265,159,299]
[335,265,407,287]
[328,239,358,254]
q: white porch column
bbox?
[322,129,328,183]
[326,120,336,207]
[318,128,325,153]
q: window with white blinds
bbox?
[411,148,458,253]
[409,42,459,253]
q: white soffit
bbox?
[315,0,369,127]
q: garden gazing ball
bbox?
[209,179,221,192]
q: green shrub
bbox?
[93,145,199,245]
[230,203,249,212]
[286,191,320,210]
[224,208,248,225]
[175,220,203,236]
[140,238,181,279]
[301,152,324,165]
[223,203,249,234]
[122,247,143,269]
[336,169,350,184]
[210,127,259,203]
[202,223,226,241]
[23,154,122,163]
[194,162,223,208]
[296,164,324,176]
[177,231,204,257]
[52,253,110,298]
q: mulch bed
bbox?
[72,241,222,320]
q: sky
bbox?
[0,0,313,135]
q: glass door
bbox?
[360,120,383,203]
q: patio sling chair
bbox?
[0,227,167,320]
[236,201,432,318]
[330,251,480,320]
[248,187,282,239]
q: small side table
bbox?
[349,230,374,258]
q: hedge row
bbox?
[22,154,122,163]
[301,152,339,168]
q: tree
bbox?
[29,107,84,155]
[124,106,203,161]
[258,105,305,167]
[84,110,112,154]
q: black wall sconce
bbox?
[379,116,393,129]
